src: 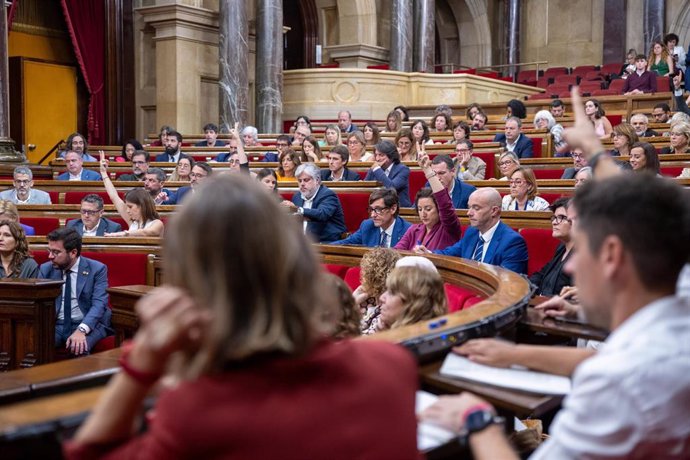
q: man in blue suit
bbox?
[57,151,101,181]
[430,155,476,209]
[68,194,122,236]
[154,130,191,163]
[431,187,528,274]
[164,162,213,204]
[492,117,534,158]
[320,145,361,182]
[364,140,412,207]
[39,227,111,355]
[331,188,410,247]
[282,163,346,243]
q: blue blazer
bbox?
[364,163,412,207]
[68,218,122,236]
[291,186,347,243]
[331,216,411,247]
[425,179,476,209]
[165,186,191,205]
[57,169,101,181]
[435,221,528,274]
[39,256,112,340]
[262,152,279,162]
[492,133,534,158]
[320,168,361,182]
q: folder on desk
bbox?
[439,353,571,395]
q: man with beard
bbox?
[0,166,51,204]
[155,130,191,163]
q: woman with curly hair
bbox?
[355,248,401,335]
[0,220,39,278]
[324,274,361,340]
[374,265,447,332]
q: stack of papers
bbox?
[439,353,571,395]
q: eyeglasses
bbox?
[499,160,515,167]
[348,140,363,145]
[509,179,525,186]
[571,153,584,160]
[189,172,208,179]
[455,148,471,153]
[551,215,570,225]
[368,206,390,215]
[80,209,101,216]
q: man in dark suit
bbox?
[261,134,290,163]
[195,123,226,147]
[282,163,346,243]
[433,187,528,274]
[320,145,361,182]
[338,110,358,133]
[430,155,476,209]
[332,188,410,247]
[364,140,411,207]
[493,117,534,158]
[561,147,588,179]
[629,113,659,138]
[39,227,111,355]
[57,151,102,181]
[118,150,149,181]
[68,194,122,236]
[165,162,213,205]
[155,130,191,163]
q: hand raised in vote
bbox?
[416,142,430,169]
[452,338,517,368]
[99,150,109,175]
[562,87,604,157]
[229,122,240,141]
[419,393,494,434]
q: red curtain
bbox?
[8,0,19,30]
[60,0,105,145]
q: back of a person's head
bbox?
[386,266,447,329]
[164,174,331,375]
[323,273,361,340]
[573,175,690,292]
[360,247,401,300]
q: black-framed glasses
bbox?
[80,209,102,216]
[368,206,390,215]
[551,215,570,225]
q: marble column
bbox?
[390,0,413,72]
[218,0,248,132]
[603,0,626,65]
[0,2,24,163]
[505,0,520,77]
[413,0,435,73]
[255,0,283,134]
[643,0,664,51]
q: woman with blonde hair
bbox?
[373,265,447,332]
[64,174,418,459]
[346,131,373,162]
[168,156,195,182]
[0,220,38,278]
[355,248,401,334]
[394,128,417,161]
[502,167,550,211]
[496,151,520,181]
[383,110,402,133]
[319,124,342,148]
[661,121,690,154]
[0,199,35,235]
[609,123,639,157]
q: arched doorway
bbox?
[283,0,318,69]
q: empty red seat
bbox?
[367,64,389,70]
[583,70,604,81]
[607,79,626,93]
[544,67,569,79]
[408,170,428,203]
[64,191,124,205]
[519,228,561,276]
[571,65,598,78]
[545,84,571,97]
[21,217,60,236]
[592,88,618,96]
[533,169,565,179]
[660,167,683,177]
[656,76,670,92]
[473,152,496,179]
[336,192,371,233]
[536,76,551,89]
[444,283,477,313]
[579,81,603,95]
[343,266,361,291]
[322,264,349,279]
[600,62,622,76]
[517,70,539,84]
[554,74,579,86]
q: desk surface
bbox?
[521,299,609,342]
[420,360,563,418]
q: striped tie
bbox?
[379,230,387,247]
[472,236,484,262]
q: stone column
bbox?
[413,0,435,73]
[390,0,413,72]
[643,0,664,50]
[218,0,248,132]
[0,2,24,163]
[505,0,520,78]
[255,0,283,134]
[603,0,626,66]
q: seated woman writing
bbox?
[99,151,164,237]
[63,174,418,459]
[0,220,39,278]
[395,146,462,251]
[365,257,447,334]
[529,198,573,296]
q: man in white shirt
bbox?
[67,194,122,236]
[420,173,690,459]
[0,166,51,204]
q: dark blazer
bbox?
[331,216,411,247]
[117,173,145,181]
[320,168,361,182]
[57,169,101,181]
[435,221,528,274]
[165,186,191,205]
[640,129,659,137]
[154,152,191,163]
[364,163,411,207]
[261,152,279,162]
[194,140,226,147]
[39,257,112,348]
[291,186,347,243]
[425,178,476,209]
[529,243,573,296]
[68,218,122,236]
[492,133,534,158]
[561,167,578,179]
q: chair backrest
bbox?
[519,228,561,276]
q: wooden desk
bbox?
[420,360,563,419]
[520,306,608,342]
[0,280,64,371]
[108,285,155,343]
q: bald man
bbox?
[434,188,528,274]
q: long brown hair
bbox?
[0,220,31,277]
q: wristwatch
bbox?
[77,325,89,335]
[464,409,504,435]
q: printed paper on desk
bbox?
[415,391,457,451]
[439,353,571,395]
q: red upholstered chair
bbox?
[600,62,622,77]
[91,336,116,353]
[519,228,561,276]
[81,252,149,287]
[571,65,598,78]
[530,137,544,158]
[444,283,475,313]
[543,67,569,79]
[533,169,565,179]
[64,191,124,205]
[322,264,349,280]
[656,76,670,92]
[337,192,371,233]
[607,79,626,93]
[344,266,361,291]
[408,170,428,202]
[453,68,476,75]
[545,83,571,97]
[660,167,683,177]
[554,74,579,86]
[21,217,60,236]
[48,191,60,204]
[579,81,603,95]
[367,64,389,70]
[536,76,551,89]
[473,152,496,179]
[528,92,552,100]
[591,88,618,96]
[463,295,483,309]
[583,70,604,81]
[607,114,623,126]
[517,70,539,84]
